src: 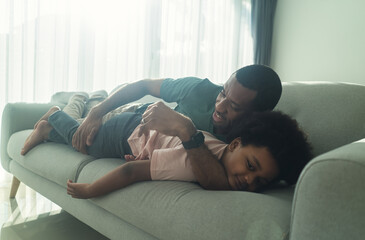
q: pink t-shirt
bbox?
[127,125,227,182]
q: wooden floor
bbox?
[0,167,108,240]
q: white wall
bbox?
[271,0,365,84]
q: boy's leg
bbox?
[101,103,144,124]
[82,89,145,124]
[34,106,61,129]
[63,93,89,121]
[47,111,141,159]
[48,111,81,145]
[21,119,54,155]
[84,90,108,117]
[87,112,142,158]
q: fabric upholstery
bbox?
[9,160,157,240]
[2,81,365,240]
[290,139,365,240]
[276,82,365,156]
[8,130,95,186]
[1,103,57,171]
[77,158,294,240]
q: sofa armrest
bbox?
[290,138,365,240]
[1,103,57,171]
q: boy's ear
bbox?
[228,137,241,151]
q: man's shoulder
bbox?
[163,76,207,87]
[165,77,222,91]
[161,77,221,101]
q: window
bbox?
[0,0,252,107]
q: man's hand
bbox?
[138,102,230,190]
[71,79,164,154]
[138,102,196,141]
[72,109,103,154]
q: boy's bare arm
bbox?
[72,79,164,154]
[67,160,151,199]
[139,102,231,190]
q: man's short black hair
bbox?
[227,111,313,185]
[235,65,282,111]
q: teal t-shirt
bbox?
[160,77,223,138]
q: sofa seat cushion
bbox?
[7,130,96,187]
[77,158,294,240]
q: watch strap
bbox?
[182,131,205,149]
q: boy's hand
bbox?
[124,154,136,161]
[67,180,92,199]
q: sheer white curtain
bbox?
[0,0,252,110]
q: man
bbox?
[72,64,282,190]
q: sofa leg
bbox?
[9,176,21,198]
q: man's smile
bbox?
[212,110,225,123]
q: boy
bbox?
[21,106,312,198]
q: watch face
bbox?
[182,131,205,149]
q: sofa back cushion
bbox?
[275,82,365,156]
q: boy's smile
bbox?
[221,138,279,192]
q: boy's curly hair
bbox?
[227,111,313,185]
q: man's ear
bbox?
[228,137,241,151]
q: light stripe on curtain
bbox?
[0,0,253,112]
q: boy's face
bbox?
[213,74,257,134]
[222,139,279,192]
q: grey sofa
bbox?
[2,81,365,240]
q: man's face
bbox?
[213,74,257,134]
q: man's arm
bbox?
[72,79,164,154]
[139,102,231,190]
[185,145,230,190]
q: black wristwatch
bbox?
[182,131,205,149]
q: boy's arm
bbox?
[72,79,164,154]
[67,160,151,199]
[139,102,231,190]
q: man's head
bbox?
[213,65,282,134]
[223,111,312,192]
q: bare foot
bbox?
[34,106,61,129]
[21,120,53,155]
[67,180,92,199]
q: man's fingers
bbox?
[138,116,156,137]
[72,130,87,154]
[72,129,84,150]
[79,146,87,155]
[138,122,148,137]
[141,107,153,121]
[86,127,98,147]
[72,131,78,148]
[142,101,163,119]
